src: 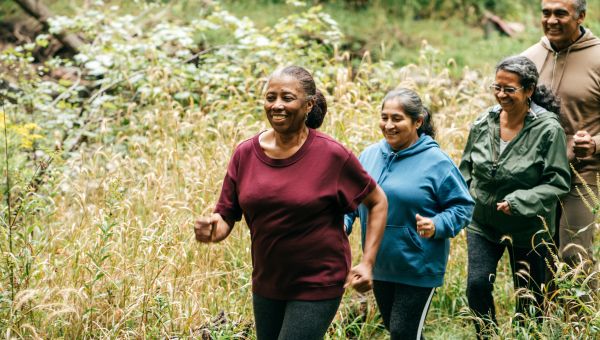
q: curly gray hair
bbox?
[495,55,561,115]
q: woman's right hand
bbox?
[194,213,233,243]
[496,201,512,216]
[194,216,216,242]
[344,262,374,293]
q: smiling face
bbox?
[542,0,585,51]
[379,99,422,151]
[263,74,313,134]
[493,70,534,115]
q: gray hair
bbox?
[382,88,435,138]
[545,0,587,18]
[495,55,561,115]
[382,88,422,120]
[574,0,587,17]
[496,55,539,91]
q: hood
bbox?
[487,102,559,128]
[540,26,600,53]
[525,27,600,93]
[537,27,600,92]
[378,134,438,159]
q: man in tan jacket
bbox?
[523,0,599,295]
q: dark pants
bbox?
[466,231,548,337]
[252,294,341,340]
[373,280,435,340]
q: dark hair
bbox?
[381,88,436,139]
[495,55,561,116]
[275,65,327,129]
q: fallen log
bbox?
[12,0,84,53]
[482,11,524,39]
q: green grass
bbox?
[4,0,600,73]
[215,0,600,74]
[219,0,536,72]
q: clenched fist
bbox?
[416,213,436,238]
[193,213,233,243]
[573,130,596,158]
[344,262,373,293]
[194,216,216,242]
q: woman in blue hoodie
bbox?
[345,88,474,339]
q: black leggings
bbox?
[373,281,435,340]
[252,294,341,340]
[466,231,548,336]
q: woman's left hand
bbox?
[416,213,435,238]
[496,201,512,215]
[344,262,373,293]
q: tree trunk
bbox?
[12,0,84,53]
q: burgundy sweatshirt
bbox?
[215,128,375,300]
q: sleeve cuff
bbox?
[344,214,354,235]
[592,135,600,155]
[344,178,376,213]
[503,196,519,216]
[432,215,446,239]
[213,206,239,229]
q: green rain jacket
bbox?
[459,103,571,247]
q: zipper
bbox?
[551,51,558,92]
[488,112,532,178]
[489,121,499,177]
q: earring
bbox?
[527,97,532,107]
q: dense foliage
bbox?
[236,0,538,20]
[343,0,533,19]
[1,0,598,338]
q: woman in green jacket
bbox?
[459,55,570,337]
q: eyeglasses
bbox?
[489,84,524,95]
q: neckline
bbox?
[551,25,585,52]
[253,128,316,167]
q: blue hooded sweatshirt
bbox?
[345,134,474,287]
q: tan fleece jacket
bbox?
[523,27,600,184]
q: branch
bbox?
[12,0,84,53]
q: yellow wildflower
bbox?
[12,123,44,149]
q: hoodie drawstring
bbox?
[551,45,572,93]
[377,152,395,184]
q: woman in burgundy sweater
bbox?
[193,66,387,340]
